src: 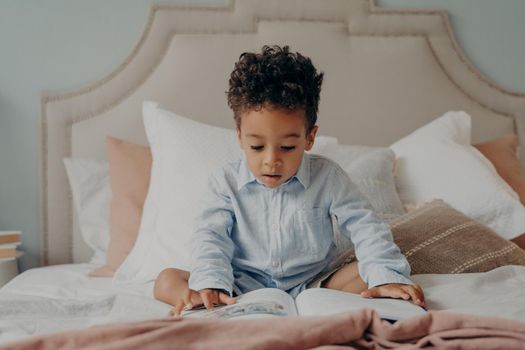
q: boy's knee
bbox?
[154,268,188,299]
[154,269,171,298]
[322,261,367,293]
[156,268,174,285]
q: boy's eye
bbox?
[250,145,264,151]
[281,146,296,152]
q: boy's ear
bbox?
[305,125,318,151]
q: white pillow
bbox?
[63,158,111,264]
[390,111,525,240]
[114,101,338,283]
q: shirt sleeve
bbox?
[188,172,235,294]
[328,165,413,288]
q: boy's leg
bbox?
[321,261,368,294]
[154,268,199,307]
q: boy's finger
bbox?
[391,287,411,300]
[201,293,213,310]
[172,302,184,316]
[190,290,203,305]
[362,286,397,298]
[383,289,408,300]
[362,286,407,300]
[404,287,420,304]
[219,292,236,305]
[183,294,193,311]
[399,290,411,300]
[408,287,426,307]
[360,288,378,298]
[212,292,222,306]
[415,286,426,303]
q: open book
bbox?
[182,288,426,321]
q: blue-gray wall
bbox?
[380,0,525,93]
[1,0,524,271]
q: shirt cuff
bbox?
[188,278,233,296]
[365,266,414,288]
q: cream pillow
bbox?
[314,144,404,221]
[115,102,338,283]
[390,111,525,240]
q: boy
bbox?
[154,45,425,315]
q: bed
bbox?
[2,0,525,347]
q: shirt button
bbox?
[272,261,279,268]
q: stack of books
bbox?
[0,230,22,260]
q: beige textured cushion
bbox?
[474,133,525,205]
[391,199,525,274]
[89,137,152,277]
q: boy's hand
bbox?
[361,283,426,308]
[199,288,237,310]
[169,287,204,317]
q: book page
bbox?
[182,288,297,320]
[295,288,426,321]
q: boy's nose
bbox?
[264,152,282,168]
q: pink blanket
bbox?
[2,309,525,349]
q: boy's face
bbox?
[237,107,318,188]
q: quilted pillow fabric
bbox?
[334,199,525,274]
[390,199,525,274]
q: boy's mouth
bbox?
[262,174,282,182]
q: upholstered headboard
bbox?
[41,0,525,265]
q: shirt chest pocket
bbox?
[289,208,332,258]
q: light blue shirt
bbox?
[188,153,413,297]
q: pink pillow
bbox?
[89,137,152,277]
[474,133,525,205]
[474,133,525,249]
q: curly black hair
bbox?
[227,45,324,133]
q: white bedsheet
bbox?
[0,264,524,345]
[413,265,525,320]
[0,264,170,344]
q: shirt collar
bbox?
[237,153,311,190]
[293,153,310,189]
[237,154,258,190]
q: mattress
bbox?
[1,264,525,345]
